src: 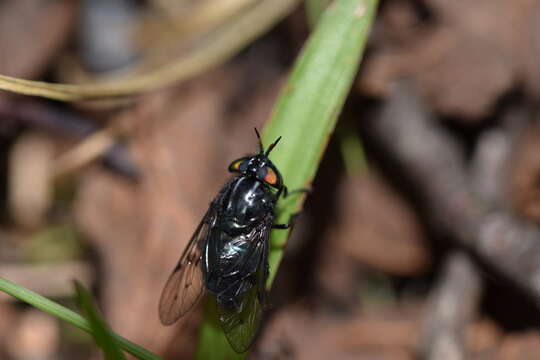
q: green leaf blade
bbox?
[264,0,378,284]
[0,277,162,360]
[305,0,332,27]
[75,281,127,360]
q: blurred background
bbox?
[2,0,540,359]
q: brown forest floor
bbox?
[3,1,540,359]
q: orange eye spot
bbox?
[264,167,278,185]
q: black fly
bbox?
[158,128,300,353]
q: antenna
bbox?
[254,128,264,154]
[265,136,282,156]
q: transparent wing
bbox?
[158,207,216,325]
[217,226,269,353]
[219,283,263,353]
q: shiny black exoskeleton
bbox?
[203,177,275,311]
[158,129,299,353]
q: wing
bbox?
[219,281,263,353]
[217,223,270,353]
[158,205,217,325]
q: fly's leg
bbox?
[272,187,309,228]
[283,186,311,199]
[271,188,310,251]
[272,222,291,229]
[270,210,302,251]
[277,185,311,199]
[272,212,300,230]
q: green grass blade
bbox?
[264,0,378,286]
[0,277,162,360]
[75,281,127,360]
[196,0,378,358]
[305,0,332,27]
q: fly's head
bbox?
[228,128,283,190]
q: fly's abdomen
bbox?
[204,228,265,311]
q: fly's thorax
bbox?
[220,177,276,235]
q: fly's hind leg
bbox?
[272,222,292,230]
[270,213,300,251]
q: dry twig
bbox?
[368,82,540,310]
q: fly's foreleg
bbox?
[278,185,311,199]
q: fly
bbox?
[158,128,303,353]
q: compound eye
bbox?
[263,166,278,186]
[229,158,248,173]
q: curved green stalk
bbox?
[75,281,127,360]
[0,0,300,101]
[264,0,378,286]
[0,277,161,360]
